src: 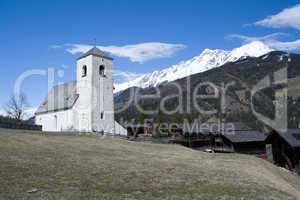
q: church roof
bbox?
[35,81,79,115]
[77,46,113,60]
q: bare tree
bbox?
[4,93,28,120]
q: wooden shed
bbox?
[172,122,267,154]
[265,129,300,172]
[217,130,268,154]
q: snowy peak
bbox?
[229,41,274,61]
[114,41,274,93]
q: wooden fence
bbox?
[0,117,42,131]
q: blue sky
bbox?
[1,0,300,111]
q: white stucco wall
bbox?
[115,121,128,136]
[91,56,115,134]
[74,54,116,134]
[75,55,93,132]
[35,109,74,132]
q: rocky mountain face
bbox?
[115,41,273,93]
[114,50,300,129]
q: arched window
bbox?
[99,65,105,76]
[82,65,87,77]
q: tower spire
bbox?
[93,38,97,47]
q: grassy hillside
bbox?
[0,128,300,200]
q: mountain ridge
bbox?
[115,41,274,93]
[114,50,300,129]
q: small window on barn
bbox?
[99,65,105,77]
[100,111,104,120]
[82,65,87,77]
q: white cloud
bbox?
[49,44,64,49]
[255,4,300,30]
[113,69,144,83]
[235,5,300,52]
[227,33,289,43]
[228,33,300,52]
[64,42,186,63]
[268,39,300,51]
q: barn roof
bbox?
[222,130,267,143]
[182,122,251,134]
[35,81,79,115]
[77,46,113,60]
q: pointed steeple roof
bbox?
[77,46,113,60]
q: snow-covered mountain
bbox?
[114,41,273,93]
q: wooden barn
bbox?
[181,122,251,136]
[265,129,300,173]
[171,122,266,153]
[216,130,268,154]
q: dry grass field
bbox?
[0,128,300,200]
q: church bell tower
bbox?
[75,47,115,133]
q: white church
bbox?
[35,47,127,135]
